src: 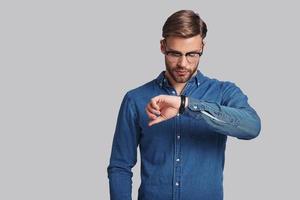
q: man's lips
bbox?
[175,70,188,76]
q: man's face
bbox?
[160,34,204,83]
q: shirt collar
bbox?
[156,69,204,88]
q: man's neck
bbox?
[165,71,196,95]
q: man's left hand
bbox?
[145,95,186,126]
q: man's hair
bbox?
[162,10,207,39]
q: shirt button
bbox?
[172,91,176,95]
[176,113,180,116]
[177,135,180,139]
[175,182,179,186]
[176,158,180,162]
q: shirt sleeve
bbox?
[107,92,140,200]
[183,82,261,140]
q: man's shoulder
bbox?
[203,74,240,90]
[205,75,247,105]
[201,74,226,90]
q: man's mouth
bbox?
[175,70,188,76]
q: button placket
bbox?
[174,116,182,198]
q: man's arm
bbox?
[184,82,261,140]
[107,93,140,200]
[146,82,261,140]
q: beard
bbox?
[165,61,199,83]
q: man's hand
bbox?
[145,95,187,126]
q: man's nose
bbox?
[178,55,188,67]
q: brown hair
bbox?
[162,10,207,39]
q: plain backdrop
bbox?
[1,0,299,199]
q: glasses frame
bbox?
[163,40,204,64]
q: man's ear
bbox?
[160,39,165,54]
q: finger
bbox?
[147,103,160,116]
[150,97,161,111]
[145,107,159,120]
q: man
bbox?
[107,10,261,200]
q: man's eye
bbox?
[187,53,199,57]
[169,52,181,57]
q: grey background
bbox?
[1,0,299,199]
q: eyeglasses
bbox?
[163,40,203,64]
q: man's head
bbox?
[160,10,207,83]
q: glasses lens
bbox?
[186,53,201,63]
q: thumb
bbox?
[148,115,164,126]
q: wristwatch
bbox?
[179,95,186,114]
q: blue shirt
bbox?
[107,70,261,200]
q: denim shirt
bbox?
[107,70,261,200]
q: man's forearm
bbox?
[183,97,261,140]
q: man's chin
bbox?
[172,73,191,83]
[174,77,190,83]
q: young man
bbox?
[107,10,261,200]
